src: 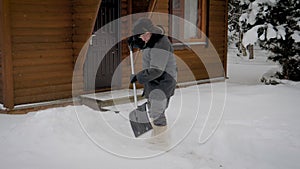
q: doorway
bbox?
[84,0,121,91]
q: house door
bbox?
[84,0,121,91]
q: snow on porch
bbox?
[79,89,144,111]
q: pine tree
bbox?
[238,0,300,81]
[228,0,249,45]
[258,0,300,81]
[228,0,251,56]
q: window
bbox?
[170,0,207,45]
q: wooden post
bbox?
[239,32,247,56]
[0,0,14,109]
[224,0,229,78]
[248,44,254,59]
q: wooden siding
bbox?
[0,0,14,108]
[0,0,2,103]
[0,0,228,108]
[7,0,101,104]
[0,2,2,103]
[0,51,2,103]
[9,0,74,105]
[0,0,4,104]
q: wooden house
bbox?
[0,0,228,110]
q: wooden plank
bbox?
[73,5,99,13]
[11,19,73,28]
[14,83,72,98]
[11,0,72,5]
[0,11,3,103]
[13,55,73,67]
[14,75,73,95]
[73,20,95,29]
[14,63,73,74]
[210,0,226,7]
[72,12,97,20]
[15,91,72,105]
[12,27,73,36]
[73,0,99,6]
[13,42,73,51]
[0,0,14,109]
[13,49,73,59]
[11,5,72,13]
[72,35,91,42]
[209,26,226,34]
[13,70,72,81]
[11,13,72,22]
[14,77,72,89]
[12,35,72,43]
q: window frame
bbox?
[169,0,208,46]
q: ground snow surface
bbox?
[1,50,300,169]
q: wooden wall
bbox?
[0,1,2,103]
[0,0,4,104]
[0,1,3,104]
[0,0,102,108]
[8,0,74,105]
[0,0,227,108]
[1,0,14,108]
[210,0,228,75]
[0,49,2,104]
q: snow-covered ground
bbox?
[1,48,300,169]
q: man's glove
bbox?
[130,74,137,83]
[127,35,146,49]
[127,36,134,50]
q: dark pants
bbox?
[147,89,171,126]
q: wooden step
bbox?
[80,89,144,111]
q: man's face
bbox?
[139,32,152,43]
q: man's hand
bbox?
[130,74,137,83]
[127,36,134,50]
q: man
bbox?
[129,18,177,127]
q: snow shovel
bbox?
[128,44,153,137]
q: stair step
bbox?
[80,89,144,111]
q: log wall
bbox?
[0,51,2,104]
[0,0,227,108]
[0,10,2,103]
[1,0,14,108]
[9,0,74,105]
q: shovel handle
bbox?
[129,45,138,107]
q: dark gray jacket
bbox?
[136,35,177,98]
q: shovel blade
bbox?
[129,103,153,137]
